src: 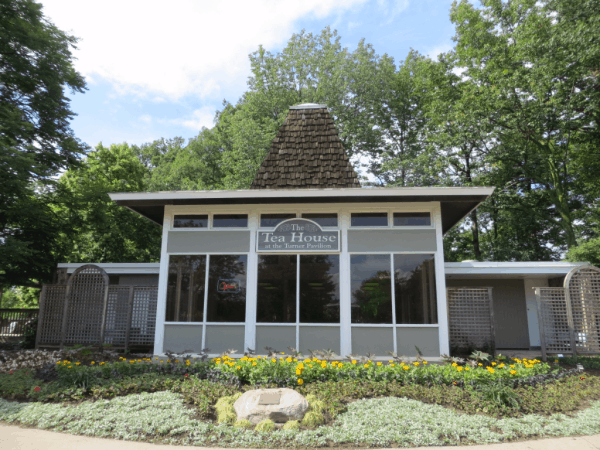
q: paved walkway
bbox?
[1,423,600,450]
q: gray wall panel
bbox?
[348,229,437,252]
[299,327,340,356]
[163,325,203,353]
[119,275,159,286]
[205,325,245,354]
[256,326,296,354]
[167,231,250,253]
[396,327,440,357]
[445,278,530,349]
[351,327,393,356]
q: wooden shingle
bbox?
[250,104,360,189]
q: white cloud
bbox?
[139,114,152,124]
[40,0,367,101]
[426,42,453,60]
[170,107,216,131]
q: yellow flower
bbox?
[510,370,517,375]
[272,358,277,363]
[377,362,382,366]
[352,360,357,365]
[457,367,463,372]
[68,366,72,368]
[364,364,369,368]
[297,379,304,385]
[304,359,311,363]
[293,358,298,362]
[403,366,409,371]
[498,363,505,369]
[452,363,457,367]
[237,366,241,370]
[423,361,428,365]
[491,362,497,366]
[389,360,394,363]
[465,367,470,371]
[478,363,482,366]
[281,352,285,355]
[510,365,515,368]
[75,362,80,366]
[487,367,495,374]
[309,364,313,368]
[56,361,60,364]
[413,362,420,367]
[391,364,396,367]
[159,360,164,364]
[286,357,292,363]
[91,361,95,365]
[321,363,327,368]
[296,370,302,376]
[155,357,159,360]
[252,362,257,366]
[216,361,221,365]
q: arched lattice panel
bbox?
[565,265,600,354]
[36,285,67,347]
[62,264,109,347]
[535,287,572,358]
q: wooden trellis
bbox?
[36,265,158,351]
[447,287,495,350]
[536,265,600,360]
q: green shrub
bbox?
[234,419,253,428]
[309,399,325,413]
[255,419,275,432]
[217,411,237,424]
[559,355,600,370]
[305,394,317,403]
[0,369,37,396]
[302,411,324,427]
[282,420,300,430]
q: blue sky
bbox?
[41,0,457,150]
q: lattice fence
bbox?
[0,309,39,339]
[37,265,157,351]
[566,266,600,354]
[447,287,495,350]
[535,287,572,358]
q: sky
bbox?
[40,0,457,150]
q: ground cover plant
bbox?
[0,348,599,447]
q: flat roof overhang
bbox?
[445,261,588,279]
[109,186,495,234]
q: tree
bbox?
[53,143,161,263]
[0,0,87,289]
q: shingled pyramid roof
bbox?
[250,104,361,189]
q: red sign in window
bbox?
[218,279,240,293]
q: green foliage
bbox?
[20,318,38,349]
[0,369,37,396]
[567,237,600,267]
[0,286,39,308]
[233,419,253,428]
[53,143,161,263]
[558,355,600,370]
[472,379,520,409]
[282,420,300,430]
[255,419,275,432]
[302,411,324,427]
[0,0,87,289]
[217,410,237,424]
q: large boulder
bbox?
[233,388,309,424]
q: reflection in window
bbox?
[173,215,208,228]
[393,213,431,226]
[351,213,388,227]
[256,255,297,323]
[166,255,206,322]
[301,213,338,227]
[213,214,248,228]
[394,254,437,324]
[260,214,296,228]
[350,255,392,324]
[300,255,340,323]
[206,255,247,322]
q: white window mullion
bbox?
[201,254,209,351]
[339,210,351,357]
[390,253,397,355]
[296,254,300,353]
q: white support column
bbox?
[153,207,172,356]
[523,277,548,347]
[339,210,352,357]
[244,211,259,354]
[433,203,449,356]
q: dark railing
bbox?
[0,309,39,337]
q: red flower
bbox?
[9,371,13,374]
[580,377,585,381]
[453,381,457,385]
[184,374,189,377]
[34,387,41,392]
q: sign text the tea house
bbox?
[257,219,339,252]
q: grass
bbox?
[1,390,600,447]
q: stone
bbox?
[233,388,309,424]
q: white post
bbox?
[244,210,259,354]
[153,207,171,356]
[433,203,449,355]
[339,210,352,357]
[523,277,548,348]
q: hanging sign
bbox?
[257,218,339,252]
[217,279,240,293]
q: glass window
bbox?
[393,213,431,226]
[165,255,206,322]
[206,255,247,322]
[394,254,438,324]
[213,214,248,228]
[173,215,208,228]
[260,214,296,228]
[301,213,338,227]
[256,255,297,323]
[300,255,340,323]
[351,213,388,227]
[350,254,392,324]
